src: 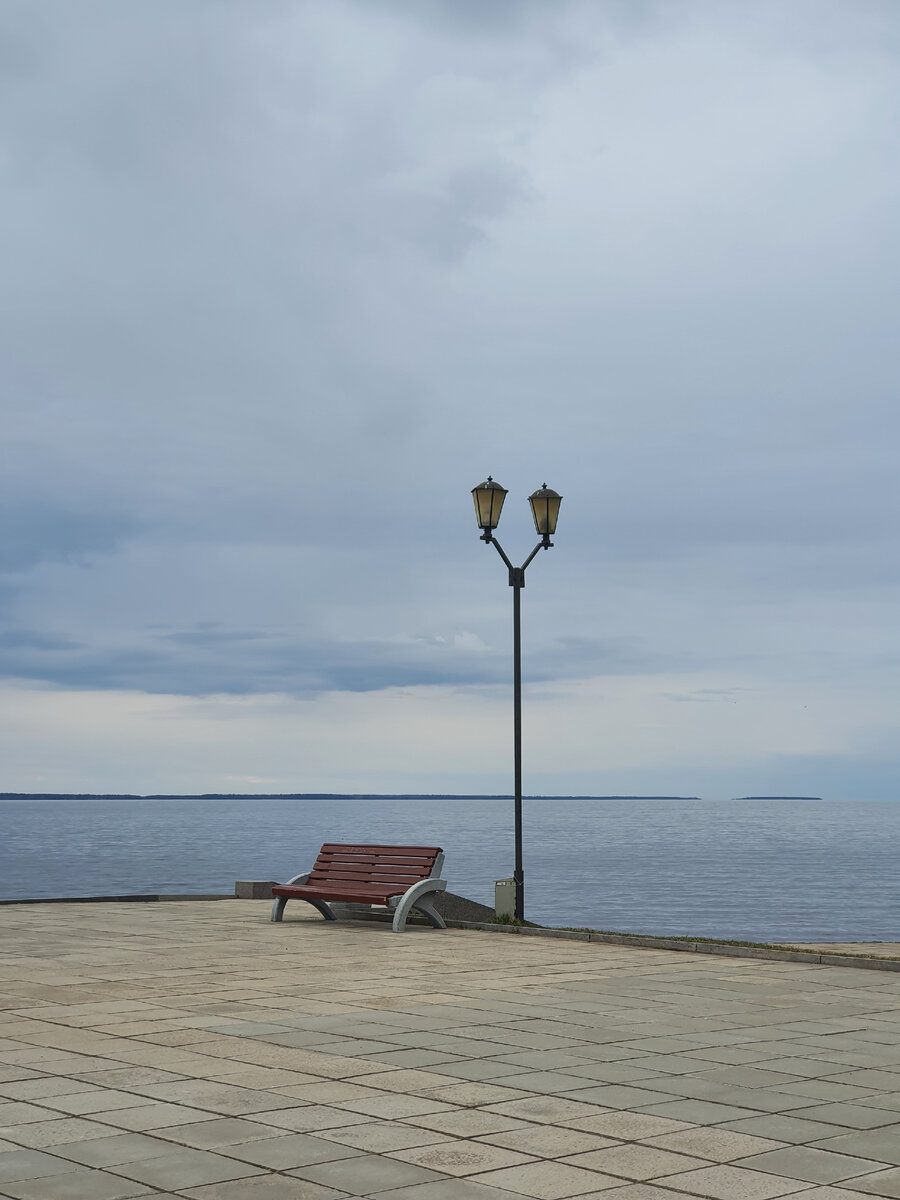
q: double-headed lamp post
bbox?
[472,477,562,922]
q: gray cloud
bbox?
[0,504,140,571]
[0,619,667,696]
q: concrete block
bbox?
[235,881,278,899]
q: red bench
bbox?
[270,843,447,933]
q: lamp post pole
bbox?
[472,479,562,923]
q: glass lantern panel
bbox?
[473,482,506,528]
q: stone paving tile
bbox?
[0,1079,98,1102]
[474,1125,619,1157]
[0,1103,60,1127]
[482,1096,611,1126]
[567,1188,698,1200]
[811,1127,900,1164]
[420,1061,533,1083]
[120,1080,305,1115]
[751,1062,872,1081]
[557,1084,676,1109]
[554,1045,652,1063]
[0,1148,77,1183]
[692,1066,814,1090]
[299,1039,402,1058]
[792,1190,890,1200]
[366,1180,527,1200]
[94,1102,219,1131]
[46,1133,182,1168]
[216,1131,363,1169]
[406,1110,531,1139]
[38,1090,152,1116]
[824,1069,900,1091]
[562,1143,711,1180]
[483,1071,605,1095]
[200,1067,321,1089]
[331,1093,456,1120]
[643,1127,787,1161]
[331,1070,466,1095]
[290,1152,444,1191]
[855,1092,900,1113]
[106,1145,266,1189]
[387,1140,536,1177]
[734,1145,891,1183]
[468,1159,623,1198]
[840,1167,900,1196]
[635,1076,759,1103]
[420,1083,535,1108]
[251,1106,373,1133]
[184,1177,347,1198]
[721,1114,858,1144]
[656,1163,812,1197]
[786,1103,900,1129]
[639,1099,766,1124]
[0,1117,125,1149]
[154,1116,296,1148]
[273,1082,387,1105]
[309,1119,448,1152]
[559,1062,671,1085]
[712,1088,827,1115]
[0,1167,154,1199]
[360,1048,466,1069]
[486,1052,594,1072]
[568,1111,692,1139]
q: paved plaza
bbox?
[2,903,900,1199]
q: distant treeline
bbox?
[0,792,705,801]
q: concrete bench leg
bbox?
[412,892,447,930]
[391,880,447,933]
[271,896,337,923]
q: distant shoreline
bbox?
[0,792,706,801]
[0,792,826,801]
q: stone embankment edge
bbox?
[2,893,897,973]
[440,919,900,972]
[0,894,233,905]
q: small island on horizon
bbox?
[730,795,824,801]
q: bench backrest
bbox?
[309,843,443,891]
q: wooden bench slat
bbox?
[273,884,401,902]
[315,857,437,870]
[312,853,437,865]
[318,844,441,855]
[309,864,432,879]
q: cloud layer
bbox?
[2,0,899,794]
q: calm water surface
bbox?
[1,797,897,942]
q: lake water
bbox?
[1,797,897,943]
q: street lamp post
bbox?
[471,477,562,922]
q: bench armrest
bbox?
[283,871,312,887]
[271,871,313,922]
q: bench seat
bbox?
[270,843,447,933]
[272,883,409,906]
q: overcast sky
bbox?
[2,0,899,797]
